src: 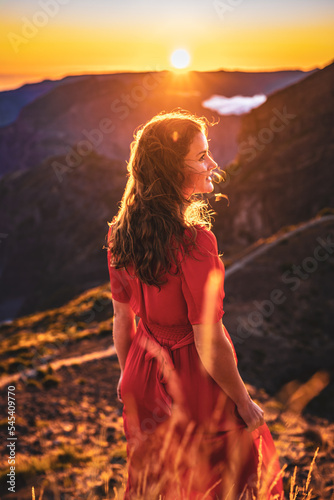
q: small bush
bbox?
[42,375,60,389]
[8,358,33,373]
[317,206,334,217]
[26,378,43,390]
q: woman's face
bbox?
[183,132,217,198]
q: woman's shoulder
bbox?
[183,224,218,256]
[192,223,217,243]
[184,223,214,235]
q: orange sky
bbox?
[0,0,333,91]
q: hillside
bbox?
[0,75,88,127]
[213,62,334,253]
[0,152,125,320]
[224,214,334,417]
[0,69,314,177]
[0,63,332,321]
[0,216,333,499]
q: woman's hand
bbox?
[193,321,266,432]
[236,398,265,432]
[117,372,123,403]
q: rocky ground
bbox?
[0,286,333,499]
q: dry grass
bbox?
[1,257,331,499]
[29,445,320,500]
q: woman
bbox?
[107,110,283,499]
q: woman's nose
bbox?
[209,157,217,170]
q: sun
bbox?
[170,49,191,70]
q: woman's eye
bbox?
[199,154,206,161]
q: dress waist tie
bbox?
[140,320,194,385]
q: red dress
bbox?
[108,225,283,499]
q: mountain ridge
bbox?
[0,68,316,177]
[212,61,334,252]
[0,62,333,321]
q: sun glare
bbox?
[170,49,191,70]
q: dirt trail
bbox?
[2,214,333,390]
[0,345,117,389]
[225,214,334,278]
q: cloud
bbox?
[202,94,267,116]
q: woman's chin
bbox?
[205,182,214,193]
[184,182,214,197]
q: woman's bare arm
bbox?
[193,320,264,432]
[112,299,136,372]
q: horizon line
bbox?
[1,59,332,92]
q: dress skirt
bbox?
[120,319,283,500]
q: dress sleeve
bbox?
[180,227,225,325]
[107,226,131,303]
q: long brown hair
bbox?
[108,109,220,288]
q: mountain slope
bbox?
[213,62,334,254]
[0,152,125,320]
[0,64,331,321]
[0,69,314,177]
[0,75,88,127]
[224,214,334,418]
[0,215,333,499]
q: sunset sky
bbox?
[0,0,333,91]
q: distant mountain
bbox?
[0,152,125,320]
[0,69,315,178]
[0,75,88,127]
[0,64,331,321]
[213,61,334,253]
